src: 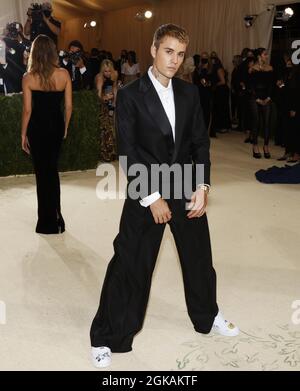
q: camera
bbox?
[69,51,83,65]
[28,3,43,22]
[28,2,52,23]
[244,15,255,28]
[5,22,21,40]
[59,50,83,66]
[104,85,115,116]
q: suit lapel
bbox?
[139,73,186,162]
[171,78,186,163]
[142,74,174,141]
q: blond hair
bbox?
[99,59,118,82]
[27,35,59,91]
[153,24,189,49]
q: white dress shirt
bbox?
[62,59,86,81]
[139,67,175,207]
[121,62,140,76]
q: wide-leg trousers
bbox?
[90,197,219,352]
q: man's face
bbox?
[151,36,186,79]
[69,46,81,53]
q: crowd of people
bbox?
[178,48,300,163]
[1,2,299,165]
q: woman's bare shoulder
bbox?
[23,71,33,81]
[22,72,35,87]
[57,67,69,76]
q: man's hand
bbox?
[187,189,208,219]
[21,135,30,155]
[75,58,85,69]
[290,111,296,118]
[150,198,172,224]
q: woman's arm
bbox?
[64,72,73,139]
[96,74,104,100]
[217,68,226,86]
[21,75,32,154]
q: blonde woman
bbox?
[176,56,195,83]
[95,59,118,161]
[21,35,72,234]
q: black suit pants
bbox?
[90,198,218,352]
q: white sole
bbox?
[212,325,240,337]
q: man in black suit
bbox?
[60,41,90,91]
[90,24,239,368]
[0,34,26,94]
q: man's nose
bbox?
[172,54,179,64]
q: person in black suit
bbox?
[90,24,239,368]
[60,40,90,91]
[24,2,61,45]
[0,23,27,94]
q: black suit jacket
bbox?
[0,62,25,93]
[116,72,210,200]
[60,59,91,91]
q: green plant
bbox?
[0,91,101,177]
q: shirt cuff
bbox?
[139,192,161,207]
[197,183,211,190]
[63,59,68,66]
[79,66,87,75]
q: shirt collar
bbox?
[148,66,173,93]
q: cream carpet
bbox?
[0,131,299,371]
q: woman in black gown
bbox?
[21,35,72,234]
[248,48,274,159]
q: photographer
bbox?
[0,23,27,94]
[24,2,61,45]
[60,41,91,91]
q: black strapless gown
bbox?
[27,91,65,234]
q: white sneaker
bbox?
[211,311,239,337]
[91,346,112,368]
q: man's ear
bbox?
[150,44,157,59]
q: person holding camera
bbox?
[60,40,90,91]
[24,2,61,45]
[95,59,118,161]
[0,23,27,94]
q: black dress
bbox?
[248,70,273,145]
[99,77,117,162]
[210,65,231,136]
[27,91,65,234]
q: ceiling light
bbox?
[90,21,97,27]
[244,15,257,28]
[284,7,294,17]
[144,10,153,19]
[276,7,294,22]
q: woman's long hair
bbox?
[99,59,118,82]
[27,35,59,91]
